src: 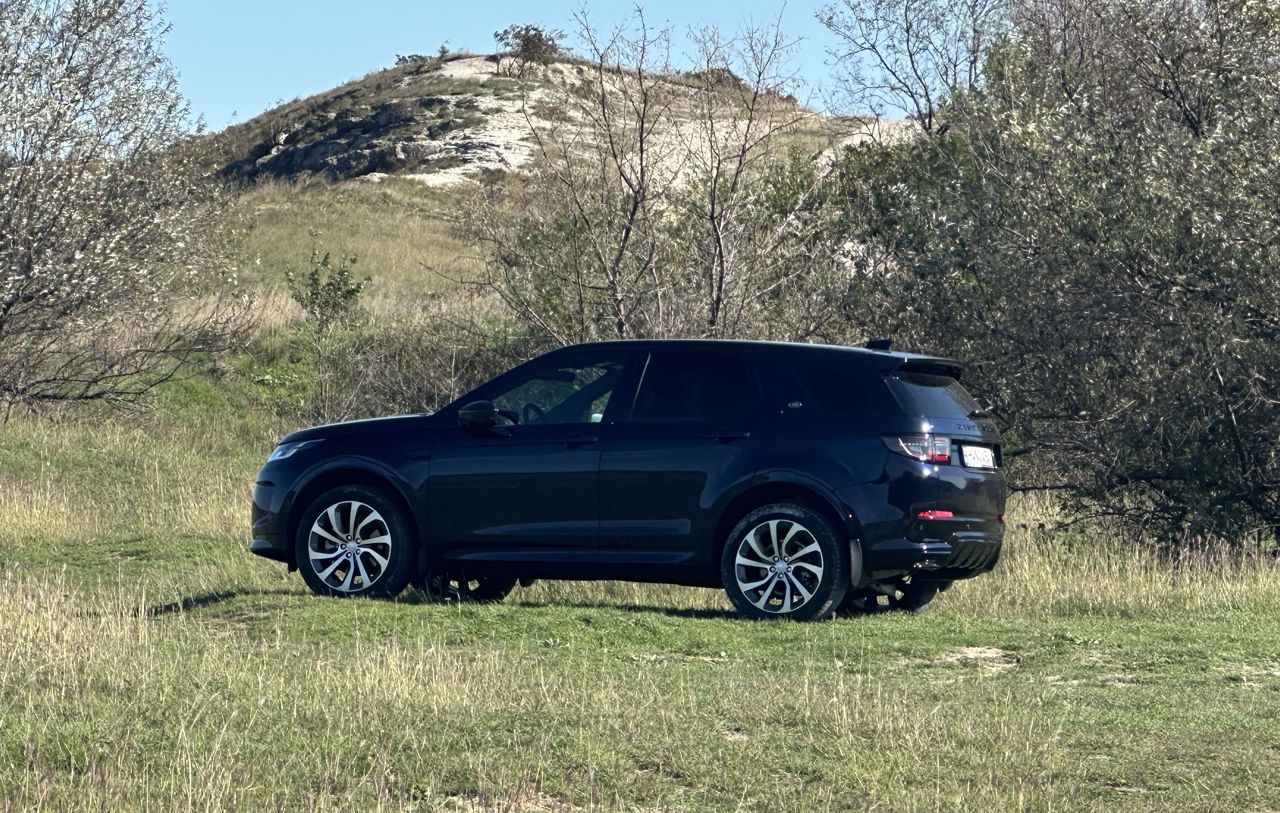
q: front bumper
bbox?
[249,480,290,565]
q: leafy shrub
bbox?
[493,24,564,76]
[285,251,369,332]
[823,0,1280,544]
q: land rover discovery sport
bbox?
[249,340,1005,620]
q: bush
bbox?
[285,251,369,332]
[307,297,545,423]
[493,24,563,76]
[823,0,1280,544]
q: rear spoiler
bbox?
[887,356,965,380]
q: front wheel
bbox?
[295,485,416,598]
[721,503,848,621]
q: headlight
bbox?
[267,440,322,462]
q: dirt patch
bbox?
[905,646,1021,675]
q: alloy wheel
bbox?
[732,518,826,615]
[305,500,393,594]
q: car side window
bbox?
[789,353,897,417]
[629,350,759,422]
[490,358,625,425]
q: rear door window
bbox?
[629,350,759,422]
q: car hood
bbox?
[280,413,440,443]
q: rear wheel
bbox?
[721,503,848,621]
[418,572,518,603]
[838,577,940,615]
[295,485,416,598]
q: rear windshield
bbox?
[886,372,979,418]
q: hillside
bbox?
[206,52,858,188]
[207,54,532,185]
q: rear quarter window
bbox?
[788,354,898,417]
[886,372,979,418]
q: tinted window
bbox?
[630,351,758,422]
[491,359,625,424]
[789,354,898,417]
[886,372,979,418]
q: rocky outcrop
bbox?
[218,89,488,183]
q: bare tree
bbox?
[0,0,248,414]
[819,0,1007,132]
[463,11,849,344]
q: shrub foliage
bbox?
[0,0,248,412]
[822,0,1280,542]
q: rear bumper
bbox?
[863,532,1002,582]
[250,537,289,563]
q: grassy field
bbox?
[233,177,477,319]
[2,395,1279,811]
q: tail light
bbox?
[917,510,954,519]
[886,434,951,464]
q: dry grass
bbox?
[233,176,481,320]
[2,413,1279,810]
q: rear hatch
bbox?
[884,359,1002,466]
[881,358,1005,535]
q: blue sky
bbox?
[162,1,846,130]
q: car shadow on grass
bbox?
[514,599,741,621]
[145,590,740,621]
[144,588,302,617]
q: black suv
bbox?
[250,340,1005,620]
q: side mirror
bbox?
[458,401,513,435]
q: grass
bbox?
[2,399,1280,811]
[233,176,480,319]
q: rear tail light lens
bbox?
[917,510,954,519]
[887,434,951,464]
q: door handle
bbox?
[711,430,751,442]
[565,434,599,447]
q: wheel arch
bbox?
[712,479,863,584]
[284,464,421,570]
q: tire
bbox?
[295,485,416,598]
[418,572,518,603]
[721,503,848,621]
[838,578,940,615]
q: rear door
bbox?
[597,348,770,576]
[884,366,1005,519]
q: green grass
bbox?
[2,401,1279,810]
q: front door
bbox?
[428,348,635,569]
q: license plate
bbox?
[961,445,995,468]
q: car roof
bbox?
[555,339,965,377]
